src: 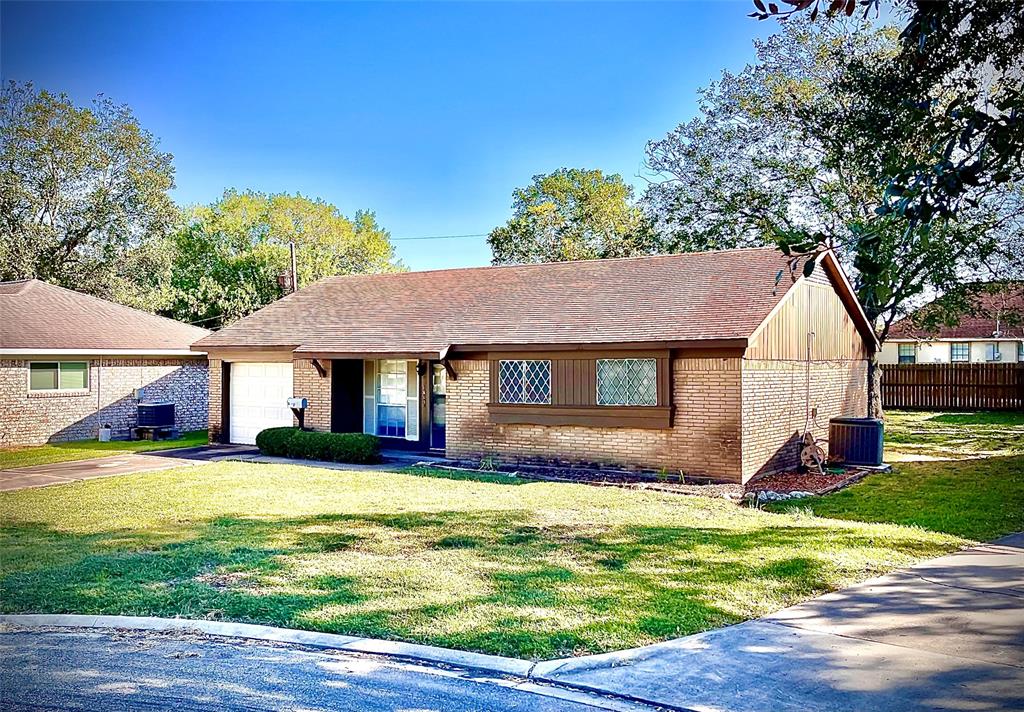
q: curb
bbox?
[0,614,681,711]
[0,614,533,677]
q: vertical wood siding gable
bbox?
[746,278,868,361]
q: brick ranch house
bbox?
[193,247,877,483]
[0,279,210,446]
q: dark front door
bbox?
[430,363,446,450]
[331,359,364,433]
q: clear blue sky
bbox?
[2,1,774,271]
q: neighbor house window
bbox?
[985,343,1002,362]
[497,360,551,404]
[898,344,916,364]
[597,358,657,406]
[950,342,970,362]
[29,362,89,391]
[375,359,407,437]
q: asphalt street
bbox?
[0,628,646,712]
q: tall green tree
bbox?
[0,81,177,297]
[750,0,1024,226]
[135,190,403,328]
[642,20,1022,415]
[488,168,654,264]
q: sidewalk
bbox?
[533,532,1024,712]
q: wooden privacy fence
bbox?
[881,363,1024,411]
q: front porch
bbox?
[326,357,449,453]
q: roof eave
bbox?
[0,348,205,357]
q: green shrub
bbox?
[321,432,381,464]
[254,427,298,456]
[255,427,381,464]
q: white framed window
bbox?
[950,342,970,362]
[375,359,407,437]
[985,343,1002,362]
[497,360,551,404]
[898,344,916,364]
[29,361,89,391]
[597,358,657,406]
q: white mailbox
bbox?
[287,397,308,409]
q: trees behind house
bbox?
[133,190,403,329]
[750,0,1023,229]
[644,20,1021,340]
[488,168,654,264]
[0,81,403,329]
[642,18,1022,415]
[0,81,177,298]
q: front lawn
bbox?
[0,431,208,470]
[0,461,964,659]
[768,455,1024,541]
[765,409,1024,541]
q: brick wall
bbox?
[208,358,223,442]
[446,358,743,481]
[1,357,208,446]
[293,359,332,431]
[741,359,868,480]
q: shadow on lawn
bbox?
[0,509,955,658]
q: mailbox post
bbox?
[287,397,309,430]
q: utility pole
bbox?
[289,241,298,293]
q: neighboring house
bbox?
[193,247,877,483]
[0,279,211,446]
[880,286,1024,365]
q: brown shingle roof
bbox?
[195,247,802,355]
[0,279,210,352]
[889,286,1024,340]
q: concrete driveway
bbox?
[535,532,1024,711]
[0,445,256,492]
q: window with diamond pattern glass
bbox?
[597,359,657,406]
[498,360,551,404]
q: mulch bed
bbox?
[744,468,873,496]
[411,459,880,502]
[413,460,745,500]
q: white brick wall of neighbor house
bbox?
[0,358,209,446]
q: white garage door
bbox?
[229,362,294,445]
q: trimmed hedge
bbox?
[254,427,382,464]
[254,427,297,456]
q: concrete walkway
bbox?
[0,444,256,492]
[535,533,1024,711]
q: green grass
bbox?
[0,431,208,470]
[768,455,1024,541]
[765,410,1024,541]
[883,410,1024,461]
[0,460,965,660]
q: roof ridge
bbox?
[323,246,782,283]
[0,278,38,294]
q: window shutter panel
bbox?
[405,360,420,441]
[363,360,376,435]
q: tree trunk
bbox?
[867,352,884,420]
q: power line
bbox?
[391,233,489,242]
